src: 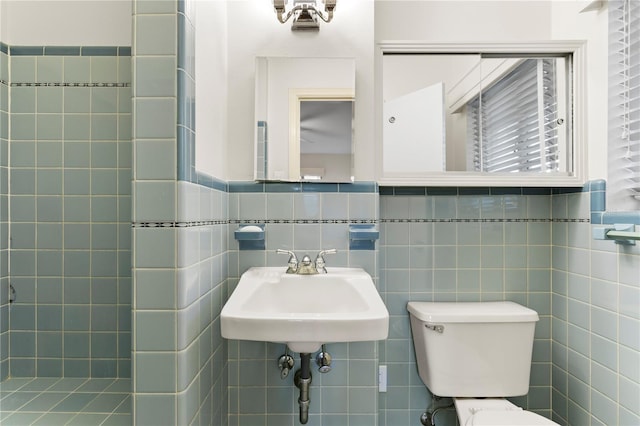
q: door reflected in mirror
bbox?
[299,100,354,181]
[383,53,572,174]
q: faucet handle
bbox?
[276,249,298,274]
[315,249,337,274]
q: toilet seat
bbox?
[454,398,559,426]
[466,410,558,425]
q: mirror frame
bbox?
[289,88,355,181]
[375,41,588,187]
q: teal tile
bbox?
[66,413,109,425]
[37,305,62,330]
[36,114,63,140]
[36,223,63,249]
[91,114,118,140]
[2,412,44,425]
[91,170,118,195]
[11,168,35,195]
[36,278,62,304]
[135,269,176,309]
[81,392,128,413]
[135,56,176,97]
[37,56,63,82]
[64,332,90,357]
[64,87,90,113]
[134,394,175,426]
[104,379,131,393]
[135,98,176,139]
[31,412,76,425]
[63,196,90,221]
[91,56,118,83]
[36,250,63,277]
[37,141,63,167]
[91,141,118,168]
[64,250,90,277]
[10,86,36,113]
[76,378,116,393]
[11,56,36,83]
[92,87,118,113]
[63,56,90,83]
[135,140,176,180]
[135,311,176,351]
[20,391,68,411]
[135,353,176,392]
[91,223,117,250]
[10,141,35,167]
[102,413,132,426]
[63,114,90,140]
[36,87,63,113]
[64,223,91,249]
[0,390,39,410]
[135,15,177,55]
[11,114,36,140]
[91,305,117,331]
[91,251,118,277]
[36,169,63,195]
[63,141,90,167]
[36,196,63,222]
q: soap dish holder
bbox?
[234,224,265,250]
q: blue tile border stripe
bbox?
[227,181,378,193]
[379,186,558,196]
[7,45,130,56]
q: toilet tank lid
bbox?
[407,301,539,323]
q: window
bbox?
[608,0,640,210]
[466,58,564,173]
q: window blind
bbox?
[466,59,559,173]
[608,0,640,210]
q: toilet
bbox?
[407,301,559,426]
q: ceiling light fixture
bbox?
[273,0,337,31]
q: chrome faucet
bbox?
[276,249,337,274]
[276,249,299,274]
[297,255,317,275]
[314,249,337,274]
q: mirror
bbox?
[254,57,355,182]
[378,42,587,187]
[298,100,354,181]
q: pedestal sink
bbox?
[221,267,389,353]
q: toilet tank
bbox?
[407,301,539,398]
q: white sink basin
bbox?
[221,267,389,353]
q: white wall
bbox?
[195,0,228,179]
[550,0,608,181]
[224,0,374,181]
[375,1,552,42]
[1,0,131,46]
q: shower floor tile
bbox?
[0,378,131,426]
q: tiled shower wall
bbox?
[550,190,640,426]
[227,182,380,426]
[0,45,9,381]
[7,46,132,378]
[131,0,229,424]
[378,188,556,426]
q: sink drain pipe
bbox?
[294,353,312,424]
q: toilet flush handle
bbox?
[425,323,444,333]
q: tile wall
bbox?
[131,0,229,424]
[227,181,381,426]
[0,44,9,381]
[378,187,557,426]
[551,189,640,426]
[7,46,132,378]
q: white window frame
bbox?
[608,0,640,210]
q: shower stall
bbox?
[0,43,132,423]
